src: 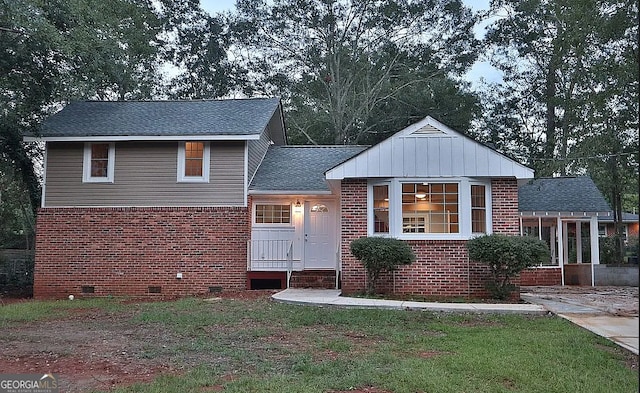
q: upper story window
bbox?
[255,204,291,224]
[177,141,210,182]
[368,178,491,239]
[83,142,115,183]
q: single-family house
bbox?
[26,98,535,299]
[598,212,639,242]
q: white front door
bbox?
[304,200,337,269]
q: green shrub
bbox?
[350,237,415,294]
[599,235,620,264]
[467,234,550,300]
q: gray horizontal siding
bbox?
[247,130,271,183]
[45,141,245,207]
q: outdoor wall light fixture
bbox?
[294,199,303,213]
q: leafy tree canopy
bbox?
[231,0,481,145]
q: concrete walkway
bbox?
[272,288,547,314]
[272,288,639,355]
[521,292,639,355]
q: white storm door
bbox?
[303,200,337,269]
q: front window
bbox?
[178,141,210,182]
[373,185,389,233]
[255,204,291,224]
[471,185,486,233]
[401,183,459,234]
[83,142,115,183]
[368,179,490,239]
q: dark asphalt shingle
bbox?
[38,98,281,137]
[518,177,611,213]
[250,146,368,192]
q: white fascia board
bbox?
[248,190,333,195]
[520,211,612,217]
[24,134,261,142]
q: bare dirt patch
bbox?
[0,291,277,392]
[522,286,639,316]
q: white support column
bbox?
[519,216,523,236]
[590,216,599,287]
[538,216,542,240]
[558,217,564,286]
[562,220,569,264]
[576,222,583,263]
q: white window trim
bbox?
[367,178,492,240]
[252,203,294,227]
[177,141,210,183]
[83,142,115,183]
[368,181,391,235]
[470,180,493,236]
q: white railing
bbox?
[335,249,340,289]
[247,239,293,269]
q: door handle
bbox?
[304,234,308,242]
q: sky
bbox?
[197,0,502,88]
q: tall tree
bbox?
[232,0,480,145]
[158,0,235,99]
[1,0,162,215]
[483,0,639,261]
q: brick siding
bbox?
[34,207,249,299]
[340,178,520,298]
[520,267,562,286]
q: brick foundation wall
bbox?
[520,268,562,286]
[339,178,521,298]
[34,207,249,299]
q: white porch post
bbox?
[558,217,564,285]
[590,216,599,286]
[576,222,583,264]
[562,220,569,264]
[538,217,542,240]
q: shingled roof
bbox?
[33,98,283,140]
[519,177,611,213]
[250,145,368,193]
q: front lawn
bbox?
[0,293,637,392]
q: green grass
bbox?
[2,297,637,393]
[0,297,125,327]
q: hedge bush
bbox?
[350,237,415,294]
[467,234,550,299]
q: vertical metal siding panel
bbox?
[392,138,403,175]
[426,137,441,177]
[450,138,464,176]
[476,145,489,176]
[367,145,379,177]
[378,141,392,177]
[403,137,416,177]
[463,139,476,176]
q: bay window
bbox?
[368,178,490,239]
